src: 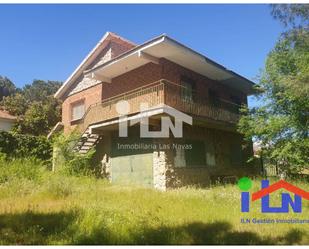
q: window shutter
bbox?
[206,140,216,167]
[72,102,85,121]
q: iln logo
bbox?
[238,177,309,213]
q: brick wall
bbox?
[61,37,135,133]
[62,57,248,133]
[101,62,163,99]
[62,83,103,133]
[161,58,247,104]
[110,39,135,58]
[99,58,247,104]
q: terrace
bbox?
[75,79,242,133]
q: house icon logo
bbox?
[116,100,193,138]
[239,178,309,213]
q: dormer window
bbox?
[71,100,85,121]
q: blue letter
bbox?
[261,180,286,213]
[282,194,302,213]
[261,180,302,213]
[241,192,250,212]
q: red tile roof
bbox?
[0,110,17,120]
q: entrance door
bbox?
[111,136,153,187]
[111,153,153,187]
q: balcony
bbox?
[76,79,241,133]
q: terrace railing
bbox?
[75,79,241,133]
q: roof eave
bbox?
[54,32,136,99]
[87,35,255,95]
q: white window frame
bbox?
[71,100,85,122]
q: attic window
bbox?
[71,100,85,121]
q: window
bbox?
[208,89,220,107]
[71,101,85,121]
[181,77,195,102]
[231,96,242,106]
[230,96,242,113]
[205,140,216,167]
[174,147,186,168]
[185,140,206,167]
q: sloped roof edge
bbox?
[56,32,256,99]
[86,34,255,94]
[54,32,136,99]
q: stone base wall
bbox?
[153,151,167,191]
[101,153,111,181]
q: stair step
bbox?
[87,138,97,142]
[80,145,90,150]
[74,130,102,154]
[83,142,96,146]
[80,144,92,149]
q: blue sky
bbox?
[0,4,283,106]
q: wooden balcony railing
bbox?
[76,79,241,133]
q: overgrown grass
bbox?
[0,159,308,245]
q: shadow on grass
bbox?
[0,211,305,245]
[130,222,304,245]
[77,221,305,245]
[0,211,77,245]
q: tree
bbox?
[271,4,309,28]
[23,80,62,102]
[238,4,309,174]
[1,93,28,116]
[0,76,17,101]
[1,79,62,136]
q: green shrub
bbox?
[53,133,99,176]
[64,149,96,176]
[0,131,52,161]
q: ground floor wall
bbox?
[163,126,259,188]
[94,125,260,190]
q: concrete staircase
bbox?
[75,128,101,154]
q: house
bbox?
[53,31,259,190]
[0,109,16,132]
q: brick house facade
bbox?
[54,32,259,190]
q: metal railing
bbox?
[75,79,241,133]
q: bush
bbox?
[52,133,99,176]
[0,131,52,161]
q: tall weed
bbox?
[0,157,46,184]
